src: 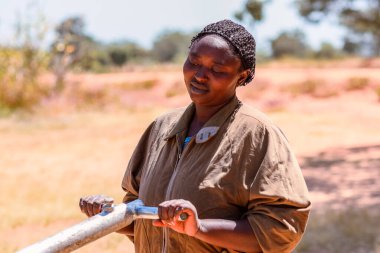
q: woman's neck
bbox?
[193,104,224,124]
[188,96,235,136]
[194,95,235,123]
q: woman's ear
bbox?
[237,69,250,86]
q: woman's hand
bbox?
[79,194,114,217]
[152,199,201,237]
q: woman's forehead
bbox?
[191,34,233,52]
[189,35,240,64]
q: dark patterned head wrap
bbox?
[190,19,256,85]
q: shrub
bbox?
[109,49,127,67]
[375,86,380,102]
[346,77,369,91]
[0,9,49,112]
[0,47,49,112]
[270,30,310,58]
[151,31,194,63]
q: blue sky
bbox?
[0,0,345,52]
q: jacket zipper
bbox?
[161,135,183,253]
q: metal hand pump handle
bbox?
[16,199,188,253]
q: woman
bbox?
[80,20,311,253]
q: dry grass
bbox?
[345,77,370,91]
[71,84,112,108]
[39,79,159,111]
[295,208,380,253]
[0,45,49,112]
[165,80,187,97]
[261,56,380,68]
[0,79,50,112]
[114,79,158,90]
[0,109,165,252]
[374,86,380,101]
[281,79,338,98]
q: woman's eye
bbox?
[212,67,224,73]
[188,58,198,66]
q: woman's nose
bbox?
[194,66,208,82]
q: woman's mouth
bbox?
[190,81,208,94]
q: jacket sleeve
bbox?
[121,120,157,203]
[244,125,311,253]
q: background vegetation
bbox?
[2,0,380,112]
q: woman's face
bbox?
[183,35,248,107]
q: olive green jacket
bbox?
[122,96,311,253]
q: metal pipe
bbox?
[16,199,158,253]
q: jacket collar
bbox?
[164,96,241,141]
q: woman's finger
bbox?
[83,202,91,217]
[167,205,176,219]
[79,197,85,213]
[102,195,114,204]
[79,195,114,217]
[159,205,169,220]
[92,201,101,215]
[152,219,166,227]
[87,199,94,217]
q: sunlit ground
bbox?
[1,59,380,252]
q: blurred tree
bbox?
[151,31,194,63]
[342,37,360,55]
[296,0,380,55]
[238,0,380,56]
[235,0,272,25]
[109,48,127,66]
[271,30,309,58]
[107,41,149,66]
[74,36,109,72]
[0,5,49,111]
[314,42,341,59]
[50,16,87,91]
